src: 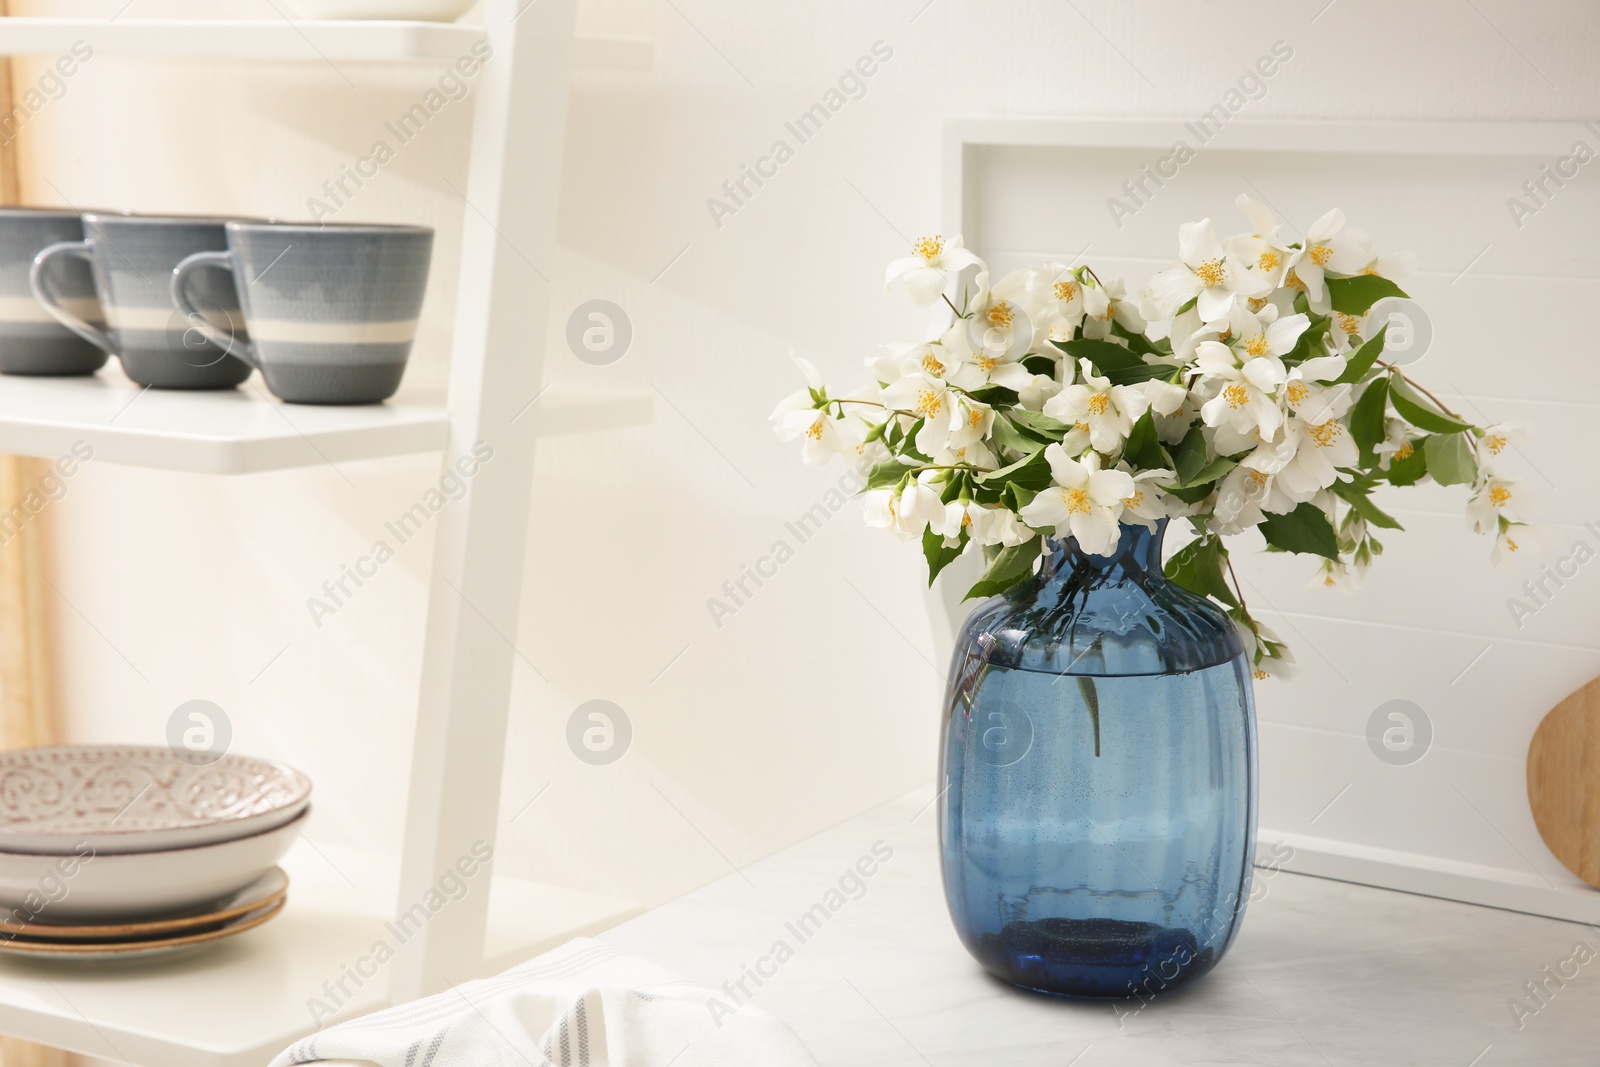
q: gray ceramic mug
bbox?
[31,213,253,389]
[0,208,108,376]
[171,221,433,405]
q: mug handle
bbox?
[29,241,114,353]
[170,251,258,368]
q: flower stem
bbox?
[1376,361,1470,424]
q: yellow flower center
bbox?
[916,388,943,418]
[920,353,946,376]
[969,409,985,428]
[1254,668,1269,680]
[1195,259,1227,287]
[1247,297,1268,312]
[1286,270,1306,292]
[1124,490,1144,509]
[1323,574,1337,587]
[1506,537,1519,552]
[1394,440,1414,460]
[1490,485,1512,507]
[1100,304,1115,320]
[1248,469,1270,487]
[804,419,824,441]
[1245,333,1269,357]
[1286,381,1309,406]
[913,235,944,261]
[1307,421,1342,448]
[1362,265,1379,275]
[987,302,1015,328]
[1308,244,1333,266]
[1087,394,1110,415]
[1054,280,1077,302]
[1259,250,1279,271]
[1223,383,1250,409]
[1073,420,1090,433]
[1061,487,1091,513]
[1486,433,1507,455]
[961,510,973,527]
[975,354,998,374]
[1337,314,1360,335]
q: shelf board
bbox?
[0,839,643,1067]
[0,17,653,70]
[0,366,650,474]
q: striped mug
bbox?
[31,213,253,389]
[0,208,108,376]
[171,221,433,405]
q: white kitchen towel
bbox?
[270,937,818,1067]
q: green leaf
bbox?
[923,527,967,586]
[1423,432,1478,487]
[964,537,1043,601]
[1333,324,1389,384]
[1100,362,1171,386]
[1170,425,1211,486]
[978,448,1052,491]
[1008,407,1070,437]
[967,385,1020,408]
[1349,377,1389,466]
[1331,481,1404,530]
[863,459,911,491]
[1389,377,1472,435]
[1384,439,1428,486]
[1002,483,1037,512]
[1164,537,1239,608]
[1326,274,1407,316]
[1258,503,1339,560]
[1186,455,1238,487]
[1121,411,1171,472]
[1021,355,1056,376]
[991,414,1047,455]
[1166,480,1218,505]
[1054,337,1143,374]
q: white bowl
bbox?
[0,810,306,921]
[282,0,477,20]
[0,745,311,855]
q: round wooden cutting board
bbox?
[1528,676,1600,889]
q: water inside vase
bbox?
[941,656,1255,998]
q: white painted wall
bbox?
[12,0,1600,922]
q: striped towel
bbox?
[270,937,817,1067]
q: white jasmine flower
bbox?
[1195,341,1289,442]
[1017,372,1063,411]
[1290,209,1374,304]
[948,394,995,449]
[881,372,955,456]
[1492,520,1534,566]
[1466,476,1517,536]
[1043,358,1153,454]
[1118,466,1182,529]
[1282,354,1352,425]
[863,478,942,541]
[885,234,982,307]
[1078,275,1147,341]
[1273,418,1359,503]
[1018,446,1135,555]
[964,270,1037,363]
[1475,422,1528,466]
[1226,193,1297,286]
[1147,218,1271,321]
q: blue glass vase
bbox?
[938,519,1257,999]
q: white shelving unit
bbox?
[0,16,653,69]
[0,8,651,1064]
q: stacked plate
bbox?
[0,745,311,959]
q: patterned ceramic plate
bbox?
[0,745,312,855]
[0,895,286,959]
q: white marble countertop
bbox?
[602,787,1600,1066]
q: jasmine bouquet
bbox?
[772,195,1526,678]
